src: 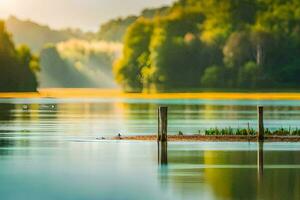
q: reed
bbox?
[203,127,300,136]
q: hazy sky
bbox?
[0,0,175,31]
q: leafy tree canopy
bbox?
[114,0,300,92]
[0,21,38,92]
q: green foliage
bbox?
[204,127,300,136]
[223,32,254,68]
[237,62,260,88]
[204,127,256,136]
[114,18,154,92]
[201,66,224,88]
[114,0,300,92]
[0,21,38,92]
[146,10,206,91]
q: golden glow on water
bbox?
[1,88,300,100]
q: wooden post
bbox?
[158,106,168,142]
[257,106,264,142]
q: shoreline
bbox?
[2,89,300,100]
[111,135,300,142]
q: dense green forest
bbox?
[0,21,38,92]
[115,0,300,92]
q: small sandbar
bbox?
[111,135,300,142]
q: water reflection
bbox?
[158,141,168,165]
[0,100,300,199]
[157,143,300,200]
[120,102,300,134]
[257,142,264,182]
[0,104,15,121]
[2,100,300,137]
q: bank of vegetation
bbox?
[0,21,38,92]
[203,127,300,136]
[114,0,300,92]
[1,0,300,92]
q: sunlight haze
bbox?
[0,0,175,31]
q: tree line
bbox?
[114,0,300,92]
[0,21,38,92]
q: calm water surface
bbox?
[0,97,299,199]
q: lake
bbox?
[0,96,300,199]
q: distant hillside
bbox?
[5,7,168,52]
[5,16,95,52]
[3,16,125,89]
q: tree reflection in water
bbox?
[158,143,300,199]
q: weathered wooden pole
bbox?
[157,106,168,165]
[257,106,264,142]
[158,106,168,142]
